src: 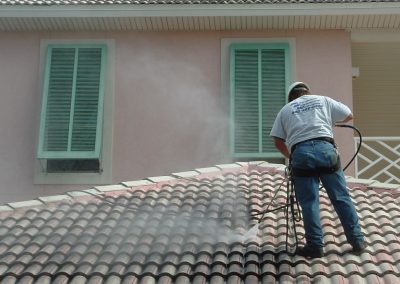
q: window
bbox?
[46,159,100,173]
[36,43,112,180]
[230,43,289,158]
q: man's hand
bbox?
[273,137,290,159]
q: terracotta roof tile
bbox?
[0,162,400,282]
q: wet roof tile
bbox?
[0,162,400,283]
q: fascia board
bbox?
[1,3,400,18]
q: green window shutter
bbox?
[233,49,259,154]
[230,44,288,158]
[261,49,287,153]
[38,45,106,159]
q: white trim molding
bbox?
[2,3,400,17]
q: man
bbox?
[270,81,365,258]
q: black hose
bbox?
[286,173,299,254]
[336,124,362,171]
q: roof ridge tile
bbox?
[94,184,129,192]
[147,175,177,183]
[66,188,102,198]
[37,195,72,204]
[215,163,242,170]
[372,183,400,190]
[172,170,200,178]
[8,200,44,209]
[0,205,14,213]
[121,179,154,187]
[195,166,221,174]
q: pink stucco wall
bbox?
[0,30,353,203]
[0,32,41,202]
[294,30,355,172]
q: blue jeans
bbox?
[291,140,364,247]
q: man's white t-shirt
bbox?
[270,95,352,151]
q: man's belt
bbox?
[291,137,335,154]
[291,159,341,177]
[290,136,340,177]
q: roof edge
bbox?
[1,161,399,217]
[1,3,400,18]
[0,161,271,215]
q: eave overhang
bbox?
[1,2,400,31]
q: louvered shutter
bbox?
[231,44,288,158]
[261,49,286,153]
[233,49,259,153]
[38,45,106,159]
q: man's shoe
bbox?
[296,245,324,259]
[351,241,367,255]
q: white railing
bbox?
[354,136,400,184]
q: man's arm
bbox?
[273,137,290,159]
[341,113,353,123]
[336,113,353,124]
